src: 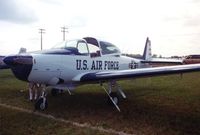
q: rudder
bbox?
[142,37,152,60]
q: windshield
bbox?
[52,40,78,49]
[52,40,89,55]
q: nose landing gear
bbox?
[35,97,48,110]
[35,85,48,111]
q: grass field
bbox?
[0,69,200,135]
[0,106,110,135]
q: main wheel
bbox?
[107,92,119,105]
[35,97,48,110]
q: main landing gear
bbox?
[34,81,126,112]
[101,81,127,112]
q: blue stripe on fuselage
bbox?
[33,48,87,56]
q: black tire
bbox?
[51,88,58,97]
[107,92,119,105]
[35,97,48,110]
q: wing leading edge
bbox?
[73,64,200,82]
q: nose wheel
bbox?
[35,97,48,110]
[35,85,48,111]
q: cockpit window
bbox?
[87,43,101,57]
[77,41,89,54]
[51,38,121,56]
[52,40,89,55]
[87,43,100,53]
[66,40,77,48]
[100,41,121,55]
[52,40,77,49]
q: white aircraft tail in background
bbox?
[142,37,152,61]
[141,37,183,64]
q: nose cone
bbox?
[3,55,33,81]
[3,55,33,66]
[3,56,15,66]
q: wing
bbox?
[141,58,183,64]
[72,64,200,82]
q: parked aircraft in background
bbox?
[183,55,200,64]
[3,37,200,111]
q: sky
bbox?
[0,0,200,56]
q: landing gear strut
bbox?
[101,81,126,112]
[107,92,119,105]
[35,85,48,110]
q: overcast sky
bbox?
[0,0,200,56]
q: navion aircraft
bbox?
[3,37,200,111]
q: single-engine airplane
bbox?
[3,37,200,111]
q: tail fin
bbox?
[142,37,152,60]
[18,48,27,54]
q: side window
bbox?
[88,43,101,57]
[77,41,89,55]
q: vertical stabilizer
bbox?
[142,37,152,60]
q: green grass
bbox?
[0,107,108,135]
[0,69,200,135]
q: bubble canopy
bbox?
[52,37,121,56]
